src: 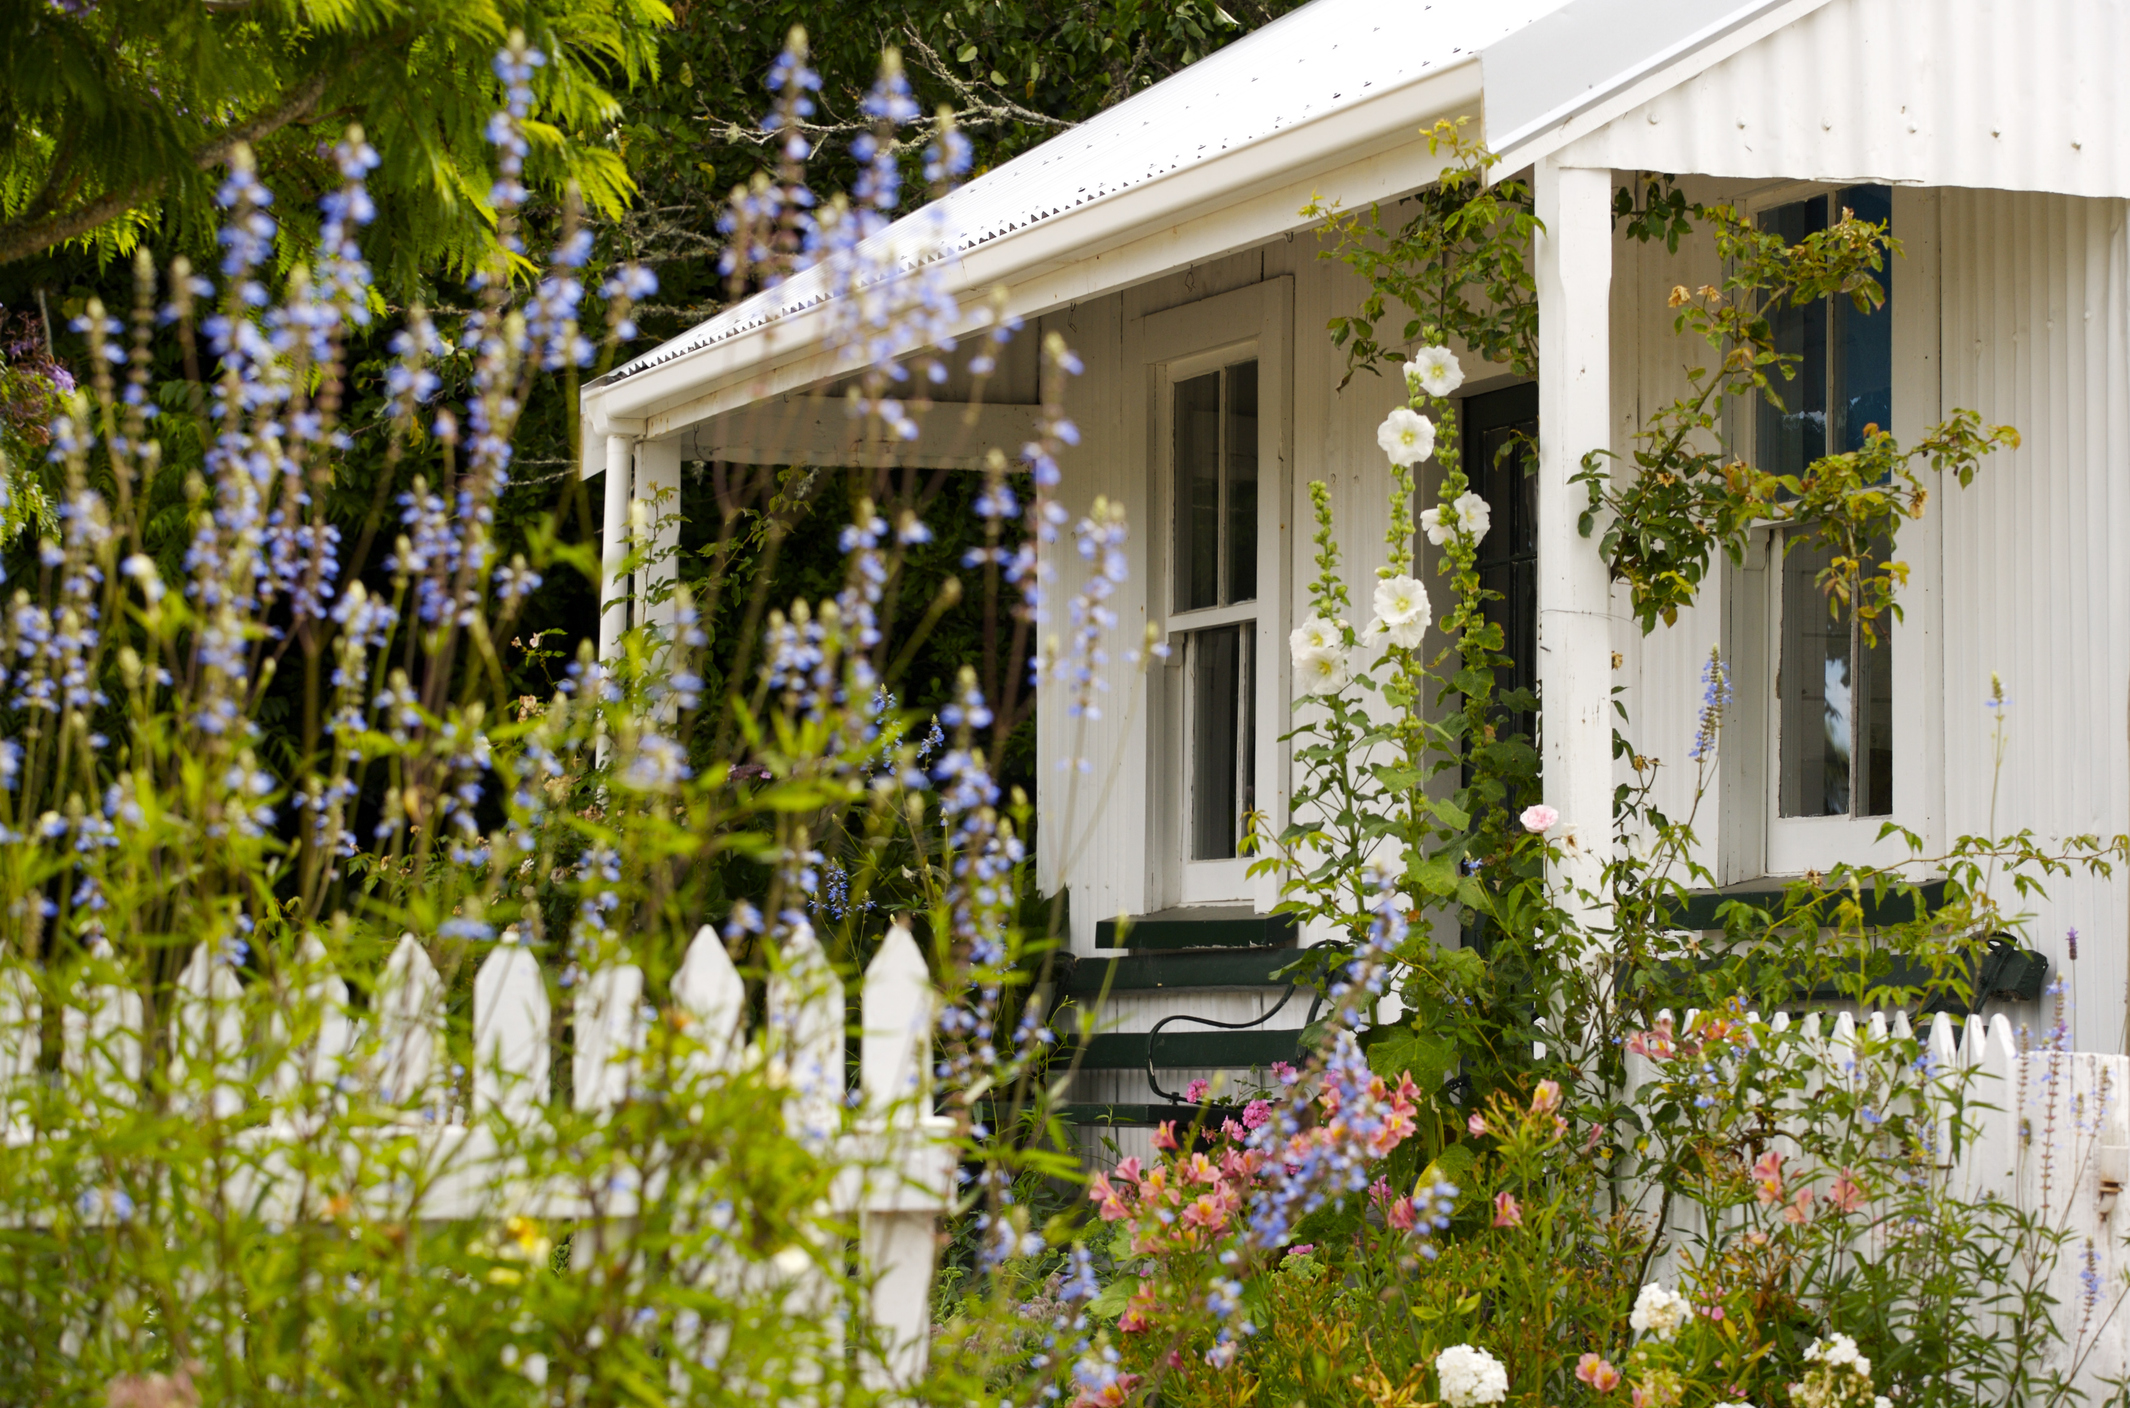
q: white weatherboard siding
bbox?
[1035,291,1141,951]
[1607,184,1731,882]
[1939,188,2130,1053]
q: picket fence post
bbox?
[376,933,444,1114]
[861,920,940,1390]
[474,937,550,1125]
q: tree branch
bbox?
[0,65,334,266]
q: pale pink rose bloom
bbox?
[1519,804,1560,834]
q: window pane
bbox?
[1779,536,1851,818]
[1225,360,1259,604]
[1190,624,1252,859]
[1757,197,1829,479]
[1831,185,1893,454]
[1855,614,1893,817]
[1174,372,1222,611]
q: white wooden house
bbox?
[581,0,2130,1116]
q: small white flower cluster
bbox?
[1288,615,1349,697]
[1433,1343,1508,1407]
[1374,346,1465,469]
[1289,574,1434,697]
[1793,1333,1894,1408]
[1630,1282,1692,1341]
[1420,491,1491,548]
[1305,345,1476,703]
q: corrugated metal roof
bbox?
[604,0,1576,384]
[1553,0,2130,201]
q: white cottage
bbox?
[581,0,2130,1112]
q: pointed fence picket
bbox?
[1621,1005,2130,1398]
[6,919,955,1390]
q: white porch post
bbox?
[1534,161,1615,922]
[598,434,634,664]
[633,439,684,642]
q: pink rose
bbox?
[1520,804,1560,834]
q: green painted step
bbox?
[1064,1027,1309,1071]
[1092,906,1297,950]
[1057,945,1304,998]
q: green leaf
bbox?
[1412,853,1460,897]
[1088,1276,1134,1321]
[1415,1141,1477,1199]
[1365,1024,1457,1090]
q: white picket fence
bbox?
[0,920,956,1389]
[1622,1006,2130,1398]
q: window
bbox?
[1754,188,1900,868]
[1173,360,1260,863]
[1756,186,1894,478]
[1776,534,1892,819]
[1128,277,1290,912]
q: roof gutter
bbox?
[583,56,1484,446]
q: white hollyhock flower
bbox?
[1371,574,1431,638]
[1630,1283,1692,1341]
[1452,490,1491,544]
[1421,492,1493,548]
[1404,345,1465,398]
[1362,613,1425,651]
[1434,1344,1508,1407]
[1376,407,1437,467]
[1293,645,1353,698]
[1288,616,1340,660]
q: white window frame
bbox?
[1126,278,1292,910]
[1727,185,1943,878]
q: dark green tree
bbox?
[0,0,669,287]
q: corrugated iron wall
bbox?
[1939,188,2130,1051]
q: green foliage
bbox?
[0,309,62,540]
[1305,119,1540,390]
[0,0,670,286]
[1581,180,2020,636]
